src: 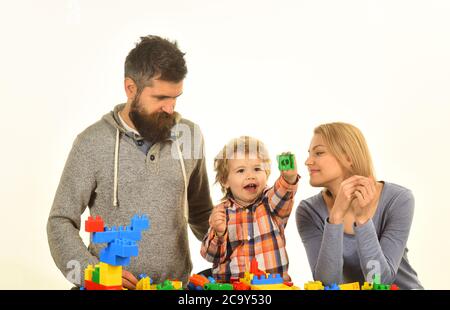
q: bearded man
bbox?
[47,35,213,289]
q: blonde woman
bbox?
[296,123,422,289]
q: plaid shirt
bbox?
[200,175,299,282]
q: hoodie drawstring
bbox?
[112,125,188,224]
[175,128,189,223]
[113,128,120,207]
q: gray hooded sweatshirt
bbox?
[47,104,213,286]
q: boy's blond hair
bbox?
[314,122,376,178]
[214,136,271,199]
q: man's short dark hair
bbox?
[124,35,187,89]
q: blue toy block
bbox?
[99,240,136,267]
[207,276,216,284]
[131,214,150,232]
[139,274,147,280]
[107,238,138,257]
[325,283,340,290]
[87,214,150,267]
[92,228,120,243]
[251,273,284,285]
[187,283,203,290]
[99,250,130,266]
[117,226,141,241]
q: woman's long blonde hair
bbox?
[314,122,376,179]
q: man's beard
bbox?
[128,96,178,144]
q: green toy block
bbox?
[373,274,381,285]
[92,266,100,284]
[203,283,234,290]
[277,154,295,171]
[157,280,179,290]
[373,284,390,290]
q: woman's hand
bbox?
[279,152,299,185]
[329,175,362,224]
[209,204,227,237]
[351,176,377,226]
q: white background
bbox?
[1,0,449,289]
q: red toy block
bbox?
[189,274,209,287]
[85,280,122,290]
[233,282,251,290]
[250,258,265,277]
[85,216,105,232]
[390,284,400,290]
[229,277,240,283]
[283,281,293,287]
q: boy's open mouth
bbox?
[244,183,258,192]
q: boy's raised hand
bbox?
[277,152,299,185]
[209,204,227,237]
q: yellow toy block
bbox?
[362,282,373,290]
[99,262,122,286]
[339,282,361,290]
[251,283,300,290]
[136,277,152,290]
[241,272,254,286]
[171,280,183,290]
[304,281,324,290]
[84,264,94,282]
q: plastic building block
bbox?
[107,239,138,257]
[251,273,284,285]
[92,229,120,244]
[92,266,100,284]
[85,216,105,232]
[373,274,381,284]
[229,277,239,283]
[203,283,234,290]
[130,214,150,232]
[325,283,340,290]
[187,283,203,291]
[189,274,210,288]
[136,277,151,290]
[339,282,360,290]
[98,262,122,286]
[85,280,122,290]
[304,281,324,290]
[233,282,251,290]
[171,280,183,290]
[373,283,390,290]
[84,265,94,282]
[250,258,266,278]
[83,213,150,290]
[157,280,182,290]
[390,284,400,290]
[251,283,300,290]
[277,154,295,171]
[362,282,373,290]
[207,276,216,284]
[99,247,131,266]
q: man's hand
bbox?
[122,269,138,290]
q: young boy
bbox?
[201,136,299,282]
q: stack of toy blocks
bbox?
[362,274,399,290]
[243,258,300,290]
[83,214,150,290]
